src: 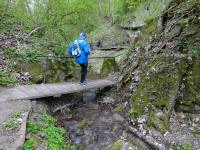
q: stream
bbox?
[47,90,151,150]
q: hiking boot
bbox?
[79,81,87,86]
[83,80,88,84]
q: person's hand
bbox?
[64,51,68,58]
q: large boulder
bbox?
[25,59,74,84]
[120,20,146,30]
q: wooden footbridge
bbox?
[0,79,115,101]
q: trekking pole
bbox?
[43,56,48,83]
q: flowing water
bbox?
[49,91,151,150]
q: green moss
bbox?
[146,112,156,127]
[140,17,159,43]
[180,61,200,105]
[147,111,169,134]
[101,58,118,76]
[78,119,93,129]
[78,119,87,129]
[156,115,169,134]
[46,60,74,83]
[131,58,186,114]
[111,140,123,150]
[113,104,123,113]
[26,63,44,83]
[25,59,74,83]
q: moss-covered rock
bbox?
[147,111,169,134]
[27,63,44,83]
[25,59,74,84]
[45,59,74,83]
[131,58,187,116]
[111,140,123,150]
[90,24,130,48]
[101,58,118,77]
[176,61,200,112]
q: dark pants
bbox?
[79,63,88,83]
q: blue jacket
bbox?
[68,37,91,64]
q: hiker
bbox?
[68,32,91,85]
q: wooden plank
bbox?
[0,79,115,101]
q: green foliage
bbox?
[4,47,43,63]
[27,121,41,134]
[25,114,66,150]
[4,47,16,55]
[126,0,147,9]
[177,143,193,150]
[128,108,140,118]
[72,144,77,150]
[0,0,100,56]
[23,138,36,150]
[3,109,26,130]
[45,126,66,150]
[42,115,56,126]
[0,71,16,86]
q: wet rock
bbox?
[132,75,140,84]
[102,96,116,104]
[148,128,163,140]
[165,24,182,38]
[157,17,164,31]
[99,116,113,124]
[113,113,125,122]
[122,131,128,139]
[83,92,96,103]
[83,129,98,145]
[137,115,148,124]
[193,117,200,123]
[38,132,45,138]
[149,95,156,101]
[148,111,169,134]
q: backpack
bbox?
[71,40,82,57]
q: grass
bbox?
[2,109,27,130]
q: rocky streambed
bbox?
[24,86,200,150]
[49,91,151,150]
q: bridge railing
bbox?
[8,51,124,83]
